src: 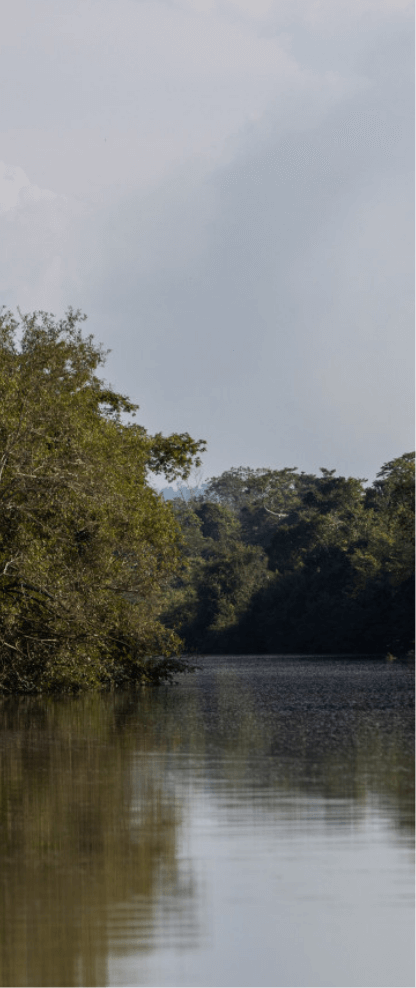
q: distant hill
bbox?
[160,485,207,501]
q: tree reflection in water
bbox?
[0,658,413,988]
[0,695,195,988]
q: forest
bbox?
[161,457,415,658]
[0,308,414,692]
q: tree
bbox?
[204,466,316,549]
[0,308,205,692]
[159,456,414,657]
[364,453,415,585]
[240,459,415,655]
[164,541,269,653]
[161,495,269,652]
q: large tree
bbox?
[0,308,205,692]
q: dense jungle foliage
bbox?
[162,456,415,656]
[0,309,205,692]
[0,308,413,691]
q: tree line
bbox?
[161,457,415,657]
[0,309,413,691]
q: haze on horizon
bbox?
[0,0,414,483]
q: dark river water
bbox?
[0,656,414,988]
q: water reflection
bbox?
[0,658,413,988]
[0,696,194,987]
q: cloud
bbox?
[0,161,57,214]
[0,0,413,480]
[78,14,412,478]
[0,162,87,312]
[0,0,369,201]
[220,0,413,27]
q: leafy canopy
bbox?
[0,308,205,692]
[164,455,414,656]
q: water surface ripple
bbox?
[0,657,414,987]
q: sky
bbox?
[0,0,414,484]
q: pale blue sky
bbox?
[0,0,414,482]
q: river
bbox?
[0,656,414,987]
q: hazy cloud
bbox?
[0,0,413,480]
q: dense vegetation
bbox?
[0,308,413,692]
[0,309,205,692]
[162,457,415,656]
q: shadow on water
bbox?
[0,656,413,987]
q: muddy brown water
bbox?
[0,656,414,987]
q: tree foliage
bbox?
[0,308,205,692]
[164,455,415,656]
